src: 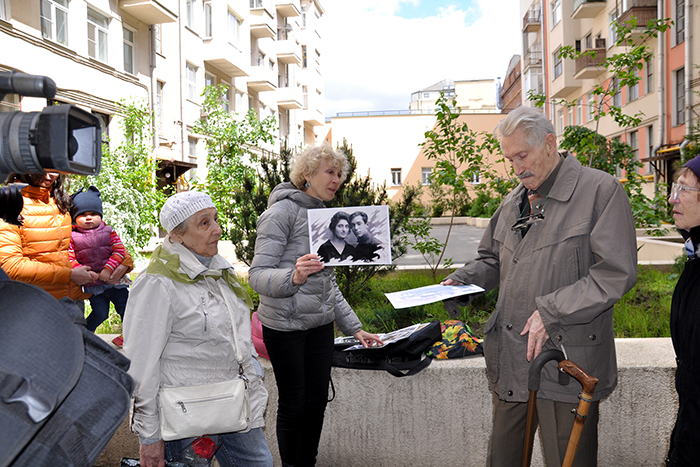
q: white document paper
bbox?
[384,284,485,309]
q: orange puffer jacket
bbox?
[0,185,85,300]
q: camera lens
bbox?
[0,111,44,174]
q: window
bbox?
[423,93,430,98]
[186,0,195,29]
[301,45,307,68]
[470,171,481,184]
[421,167,432,186]
[123,27,135,74]
[204,2,212,38]
[584,33,592,50]
[250,0,263,7]
[556,108,564,135]
[235,89,245,112]
[0,0,8,21]
[611,78,621,108]
[188,137,197,164]
[676,68,685,125]
[587,92,596,122]
[628,71,639,102]
[302,85,308,109]
[629,130,638,163]
[646,125,654,172]
[551,0,561,26]
[676,0,685,44]
[40,0,68,45]
[154,24,162,55]
[391,169,402,186]
[87,9,109,62]
[609,11,618,45]
[553,49,562,79]
[186,63,197,100]
[567,106,573,127]
[301,5,306,27]
[156,81,164,136]
[645,57,653,94]
[576,98,582,125]
[228,10,241,46]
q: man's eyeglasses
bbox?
[511,212,544,232]
[670,182,700,201]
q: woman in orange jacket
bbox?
[0,173,132,301]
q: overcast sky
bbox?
[320,0,522,117]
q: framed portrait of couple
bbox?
[307,205,392,266]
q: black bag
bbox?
[0,281,134,467]
[332,320,442,377]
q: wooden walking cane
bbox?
[522,349,567,467]
[558,360,599,467]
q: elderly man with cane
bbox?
[442,106,637,467]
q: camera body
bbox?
[0,70,102,224]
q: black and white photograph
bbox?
[308,205,391,266]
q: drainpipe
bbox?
[679,0,692,162]
[652,0,665,188]
[151,25,157,151]
[178,0,186,167]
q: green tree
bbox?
[413,93,505,280]
[193,84,277,239]
[73,99,163,256]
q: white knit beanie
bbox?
[160,191,216,233]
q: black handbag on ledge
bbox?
[332,320,442,377]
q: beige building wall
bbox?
[454,79,499,112]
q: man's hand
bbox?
[440,279,463,286]
[520,310,549,362]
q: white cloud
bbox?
[321,0,521,117]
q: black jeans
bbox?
[86,286,129,332]
[262,322,334,467]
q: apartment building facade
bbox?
[519,0,698,188]
[0,0,325,189]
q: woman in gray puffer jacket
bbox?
[249,142,382,467]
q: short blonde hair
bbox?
[290,142,350,189]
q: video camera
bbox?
[0,70,102,225]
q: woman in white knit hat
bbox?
[123,191,272,467]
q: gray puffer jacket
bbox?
[249,182,362,335]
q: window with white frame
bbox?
[156,81,164,136]
[553,49,562,79]
[470,171,481,184]
[609,11,618,45]
[556,108,564,135]
[250,0,263,7]
[186,0,196,30]
[587,92,596,122]
[301,5,306,27]
[646,125,654,172]
[645,57,653,94]
[154,24,162,55]
[629,130,638,167]
[40,0,68,45]
[87,9,109,62]
[567,106,573,128]
[186,63,198,101]
[204,2,212,38]
[391,168,402,186]
[0,0,8,21]
[235,89,245,112]
[222,85,230,112]
[676,67,685,125]
[301,45,307,68]
[551,0,561,26]
[611,78,621,108]
[123,26,135,74]
[576,98,582,124]
[228,10,241,47]
[676,0,685,44]
[421,167,432,185]
[205,72,216,88]
[188,137,197,164]
[628,71,639,102]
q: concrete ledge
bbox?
[95,337,678,467]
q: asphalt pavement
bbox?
[393,223,485,269]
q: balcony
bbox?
[574,47,606,79]
[202,38,248,77]
[522,8,541,32]
[572,0,607,19]
[276,2,300,17]
[277,39,301,65]
[618,0,658,39]
[119,0,177,24]
[277,85,303,110]
[250,4,276,38]
[247,65,276,92]
[523,49,543,70]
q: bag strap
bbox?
[367,354,433,377]
[217,281,245,374]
